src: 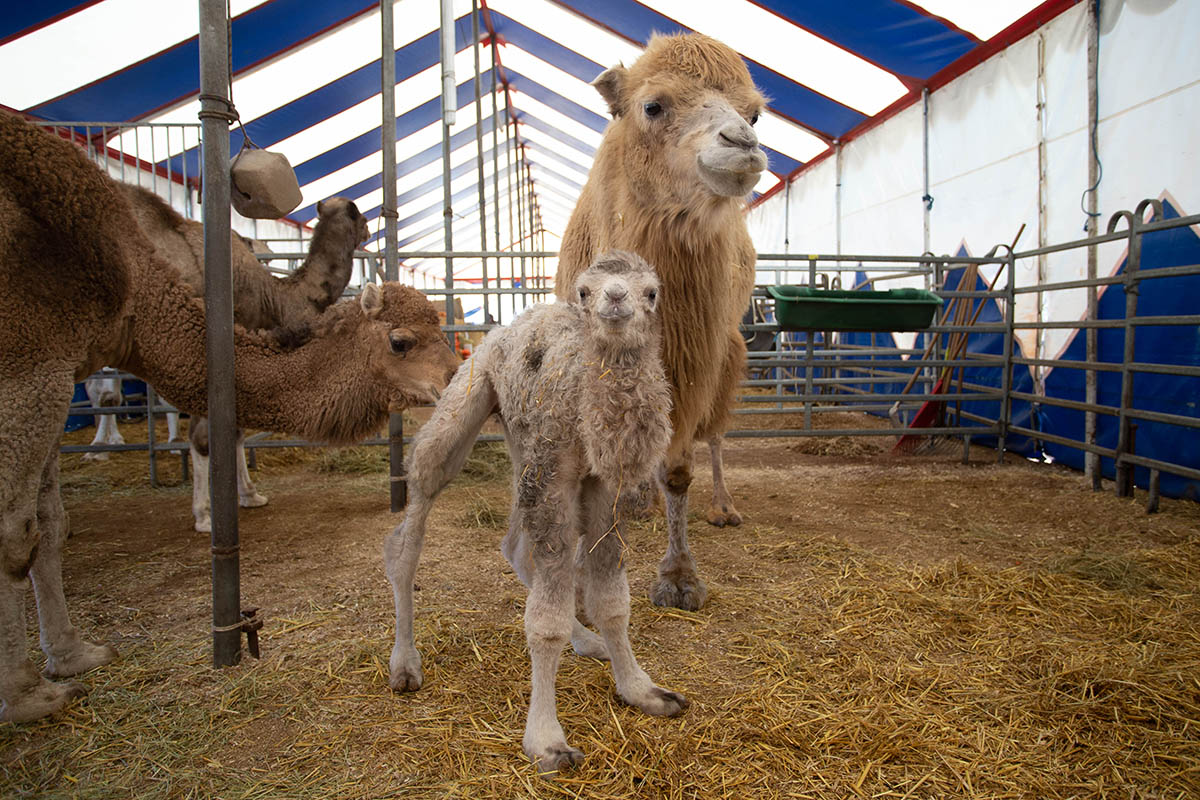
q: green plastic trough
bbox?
[766,286,944,332]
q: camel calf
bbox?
[385,251,686,773]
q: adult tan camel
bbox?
[0,111,460,722]
[556,33,767,611]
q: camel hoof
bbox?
[0,678,87,723]
[650,573,708,611]
[706,505,742,528]
[570,626,611,661]
[389,649,423,692]
[530,744,585,776]
[43,641,118,679]
[194,516,212,534]
[239,493,269,509]
[621,684,689,717]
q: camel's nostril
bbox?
[720,126,758,151]
[605,286,628,301]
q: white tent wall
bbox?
[748,0,1198,374]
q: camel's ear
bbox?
[592,65,627,118]
[316,199,326,218]
[360,282,383,318]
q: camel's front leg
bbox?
[190,421,266,532]
[522,502,583,775]
[32,450,117,678]
[235,432,267,508]
[705,434,742,527]
[650,454,708,610]
[1,371,93,722]
[385,496,431,691]
[582,480,687,716]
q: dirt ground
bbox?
[3,412,1199,799]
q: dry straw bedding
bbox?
[3,422,1199,799]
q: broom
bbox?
[892,226,1024,454]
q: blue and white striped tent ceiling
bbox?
[1,0,1066,263]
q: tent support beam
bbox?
[198,0,241,668]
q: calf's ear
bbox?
[593,65,627,118]
[360,282,383,318]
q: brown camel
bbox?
[0,111,460,723]
[556,33,767,611]
[121,184,370,531]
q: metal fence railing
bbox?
[58,192,1200,505]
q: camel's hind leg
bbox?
[34,449,118,678]
[0,368,92,722]
[649,452,708,610]
[702,332,745,528]
[386,358,497,693]
[705,435,742,527]
[580,479,687,716]
[190,419,265,532]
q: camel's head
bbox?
[316,196,371,248]
[594,33,767,201]
[574,250,661,350]
[357,282,462,410]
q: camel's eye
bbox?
[578,286,591,303]
[643,101,662,119]
[389,330,417,355]
[750,111,760,126]
[647,289,658,305]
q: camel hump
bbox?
[0,111,129,322]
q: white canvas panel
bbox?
[838,103,924,227]
[928,32,1038,191]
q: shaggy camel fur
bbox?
[122,184,369,530]
[386,252,684,773]
[0,111,460,723]
[556,33,767,611]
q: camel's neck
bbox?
[119,260,386,443]
[285,225,357,312]
[578,331,671,488]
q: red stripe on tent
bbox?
[751,0,1079,209]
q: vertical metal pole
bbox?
[804,256,816,430]
[389,411,407,510]
[472,0,488,314]
[382,0,405,512]
[147,383,159,488]
[998,251,1016,461]
[1035,33,1048,409]
[440,0,456,345]
[381,0,399,282]
[1115,215,1142,498]
[921,88,932,268]
[516,143,527,307]
[490,42,501,323]
[198,0,241,668]
[504,89,516,320]
[1085,0,1101,490]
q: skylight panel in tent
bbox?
[510,93,604,149]
[907,1,1045,41]
[0,0,269,110]
[637,0,907,115]
[270,47,481,168]
[498,47,610,120]
[489,0,643,68]
[148,0,474,127]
